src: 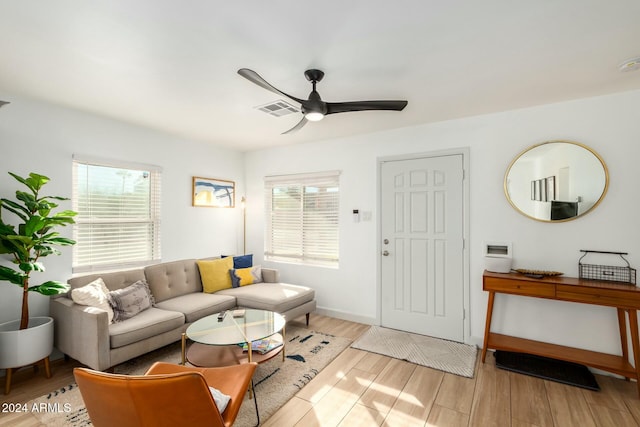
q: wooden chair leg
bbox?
[5,368,12,395]
[306,313,310,326]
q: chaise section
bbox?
[216,283,315,313]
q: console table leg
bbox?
[627,309,640,397]
[482,291,495,363]
[617,308,630,381]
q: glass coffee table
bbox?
[181,309,286,367]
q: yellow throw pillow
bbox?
[197,257,234,293]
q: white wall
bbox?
[0,95,245,324]
[245,89,640,355]
[3,89,639,359]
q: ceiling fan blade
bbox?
[238,68,304,104]
[0,100,10,108]
[282,116,308,135]
[326,100,407,115]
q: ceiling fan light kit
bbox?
[238,68,407,134]
[305,111,324,122]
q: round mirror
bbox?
[504,141,609,222]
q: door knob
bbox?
[383,239,389,245]
[382,250,389,256]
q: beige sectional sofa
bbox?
[50,258,316,371]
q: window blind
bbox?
[265,171,340,267]
[72,157,162,273]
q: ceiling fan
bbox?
[238,68,408,134]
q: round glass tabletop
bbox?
[186,309,285,346]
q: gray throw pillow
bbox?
[108,280,155,322]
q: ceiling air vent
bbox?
[255,99,299,117]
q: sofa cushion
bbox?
[154,293,236,323]
[144,259,202,303]
[108,280,155,322]
[71,277,114,324]
[109,307,185,349]
[216,283,315,314]
[197,257,234,293]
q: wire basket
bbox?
[578,250,636,285]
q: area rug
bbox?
[351,325,477,378]
[28,326,351,427]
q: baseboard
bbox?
[315,306,376,325]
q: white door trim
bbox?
[376,147,471,343]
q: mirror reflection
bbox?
[504,141,608,222]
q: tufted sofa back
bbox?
[144,259,203,303]
[68,269,146,292]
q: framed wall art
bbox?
[547,176,556,201]
[192,176,235,207]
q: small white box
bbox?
[484,242,512,273]
[485,256,512,273]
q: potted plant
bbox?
[0,172,76,393]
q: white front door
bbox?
[380,154,465,342]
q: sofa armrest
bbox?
[50,297,112,370]
[261,268,279,283]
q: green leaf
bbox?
[25,173,50,192]
[34,247,61,257]
[6,235,34,246]
[44,196,69,201]
[55,210,78,218]
[8,172,34,192]
[45,237,76,246]
[0,221,16,235]
[0,199,29,221]
[19,261,44,272]
[29,280,70,296]
[0,265,26,285]
[43,217,75,227]
[16,191,36,204]
[25,215,46,236]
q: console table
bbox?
[482,270,640,396]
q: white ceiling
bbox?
[1,1,640,151]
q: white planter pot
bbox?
[0,316,54,369]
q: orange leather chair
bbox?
[74,361,258,427]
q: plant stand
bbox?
[5,356,52,394]
[0,316,55,395]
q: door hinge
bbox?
[463,309,466,319]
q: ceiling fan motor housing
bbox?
[304,69,325,82]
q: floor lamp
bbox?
[241,196,246,254]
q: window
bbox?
[265,171,340,267]
[72,156,161,273]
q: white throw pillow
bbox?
[209,386,231,413]
[71,278,114,323]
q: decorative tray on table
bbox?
[513,269,564,279]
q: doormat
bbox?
[351,326,477,378]
[27,326,352,427]
[494,350,600,391]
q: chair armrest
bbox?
[50,297,112,370]
[261,268,279,283]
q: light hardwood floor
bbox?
[2,315,640,426]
